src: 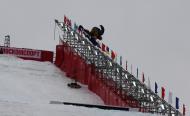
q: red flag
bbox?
[161,87,165,99]
[64,15,67,24]
[102,43,106,52]
[111,50,116,59]
[142,72,145,83]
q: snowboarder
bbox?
[78,25,104,47]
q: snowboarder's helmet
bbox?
[90,25,104,40]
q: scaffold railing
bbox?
[55,19,182,116]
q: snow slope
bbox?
[0,55,161,116]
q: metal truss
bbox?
[55,20,182,116]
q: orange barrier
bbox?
[55,44,140,108]
[0,46,53,62]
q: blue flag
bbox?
[176,97,179,109]
[155,82,158,94]
[106,46,110,54]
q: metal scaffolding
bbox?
[4,35,10,47]
[55,19,182,116]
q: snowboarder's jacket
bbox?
[78,25,104,47]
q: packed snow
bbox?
[0,54,161,116]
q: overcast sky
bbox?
[0,0,189,114]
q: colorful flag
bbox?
[183,104,186,116]
[120,56,122,66]
[168,91,173,104]
[126,60,128,70]
[111,50,116,60]
[106,46,110,54]
[176,97,179,109]
[74,22,78,32]
[155,82,158,94]
[64,15,67,24]
[68,19,72,27]
[64,15,71,27]
[161,87,165,99]
[142,72,145,83]
[102,43,106,52]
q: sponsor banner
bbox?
[1,47,41,59]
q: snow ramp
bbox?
[0,55,162,116]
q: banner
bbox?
[1,47,41,59]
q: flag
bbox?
[126,60,128,70]
[183,104,186,116]
[176,97,179,109]
[106,46,110,54]
[68,19,72,27]
[136,67,138,78]
[168,91,173,104]
[148,77,151,89]
[64,15,71,27]
[161,87,165,99]
[142,72,145,83]
[64,15,67,24]
[111,50,116,60]
[120,56,122,66]
[74,22,78,32]
[102,43,106,52]
[155,82,158,94]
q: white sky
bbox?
[0,0,189,114]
